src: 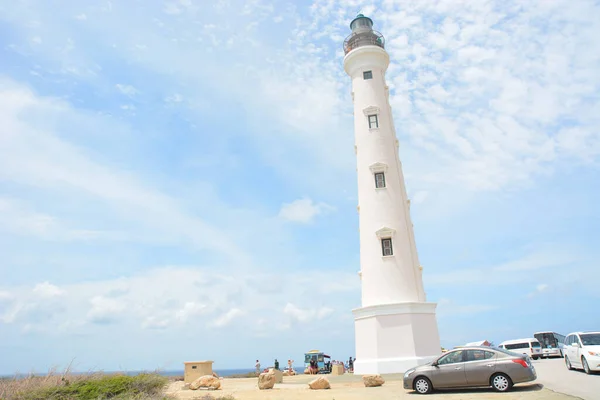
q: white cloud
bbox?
[209,308,244,328]
[175,302,207,322]
[142,316,170,330]
[283,303,334,323]
[0,79,251,262]
[427,246,582,286]
[74,14,87,21]
[0,197,58,238]
[164,93,183,103]
[527,283,550,298]
[278,197,335,223]
[87,296,126,324]
[0,266,356,337]
[32,282,64,298]
[115,84,138,97]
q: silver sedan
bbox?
[403,346,537,394]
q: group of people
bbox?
[255,356,355,375]
[255,359,295,375]
[328,357,355,372]
[308,356,356,374]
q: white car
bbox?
[564,331,600,374]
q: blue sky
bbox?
[1,0,599,374]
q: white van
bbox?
[564,331,600,374]
[498,338,543,360]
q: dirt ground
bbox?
[165,372,579,400]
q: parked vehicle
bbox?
[564,331,600,374]
[534,331,566,358]
[304,350,331,374]
[403,346,537,394]
[498,338,542,360]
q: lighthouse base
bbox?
[352,302,441,375]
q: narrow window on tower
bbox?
[374,172,386,188]
[368,114,379,129]
[363,70,373,80]
[381,238,393,256]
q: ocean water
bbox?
[2,368,306,379]
[158,368,306,377]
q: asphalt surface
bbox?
[532,357,599,400]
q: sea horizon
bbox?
[1,367,307,379]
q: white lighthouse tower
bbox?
[343,14,442,374]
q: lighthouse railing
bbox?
[343,30,385,54]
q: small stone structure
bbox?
[331,364,345,375]
[189,375,221,390]
[308,376,331,390]
[363,374,385,387]
[184,360,214,384]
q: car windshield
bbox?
[580,334,600,346]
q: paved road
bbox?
[532,357,599,400]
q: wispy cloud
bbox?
[278,197,335,223]
[115,84,138,97]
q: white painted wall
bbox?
[353,303,441,374]
[344,46,426,307]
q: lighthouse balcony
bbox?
[343,30,385,55]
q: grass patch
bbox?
[0,369,172,400]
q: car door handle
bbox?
[454,367,461,370]
[486,364,494,367]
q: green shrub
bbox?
[6,373,170,400]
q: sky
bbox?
[0,0,599,375]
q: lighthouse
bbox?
[343,14,442,374]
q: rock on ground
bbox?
[189,375,221,390]
[258,372,276,390]
[363,374,385,387]
[308,376,331,390]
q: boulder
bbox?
[258,372,276,390]
[308,376,331,390]
[189,375,221,390]
[363,374,385,387]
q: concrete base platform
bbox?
[352,302,442,375]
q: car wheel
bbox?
[491,373,513,392]
[413,376,433,394]
[565,355,573,370]
[532,356,539,360]
[582,357,591,374]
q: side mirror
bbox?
[431,361,438,367]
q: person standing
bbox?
[274,359,279,370]
[255,360,261,375]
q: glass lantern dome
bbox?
[343,14,385,55]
